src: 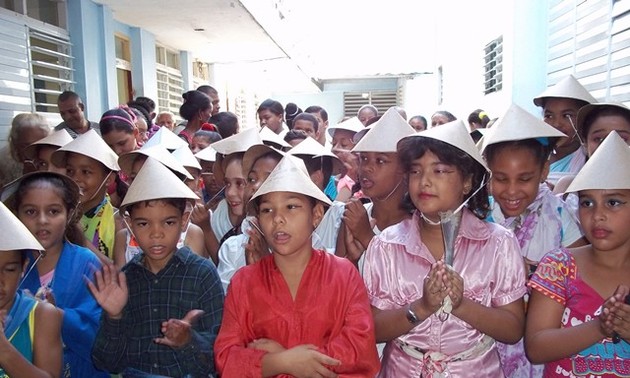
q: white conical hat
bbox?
[1,171,81,212]
[24,129,73,160]
[289,137,346,176]
[576,102,630,139]
[212,127,262,155]
[533,75,597,107]
[142,126,189,151]
[399,120,488,171]
[120,157,199,211]
[118,145,192,180]
[327,116,364,138]
[259,126,291,150]
[249,155,332,207]
[51,129,120,171]
[352,108,416,152]
[195,145,217,162]
[172,146,202,171]
[242,144,285,178]
[0,201,44,251]
[481,104,566,151]
[566,131,630,192]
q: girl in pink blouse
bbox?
[363,120,527,377]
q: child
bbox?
[99,106,140,156]
[430,110,457,127]
[482,104,585,377]
[0,201,62,378]
[23,128,73,173]
[257,98,287,137]
[2,171,107,377]
[195,144,223,209]
[191,130,221,154]
[51,129,120,260]
[328,116,364,202]
[214,155,380,377]
[358,104,379,126]
[283,128,308,147]
[338,108,415,272]
[577,102,630,157]
[526,131,630,377]
[172,145,203,196]
[291,112,321,142]
[89,157,224,377]
[364,120,527,376]
[533,75,596,185]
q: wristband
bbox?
[406,304,420,325]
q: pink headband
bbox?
[100,115,135,128]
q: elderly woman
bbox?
[0,113,50,185]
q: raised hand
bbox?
[155,309,204,348]
[190,203,211,227]
[342,199,374,249]
[86,263,128,319]
[245,218,271,265]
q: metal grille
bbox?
[156,65,184,114]
[343,90,398,117]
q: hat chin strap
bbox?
[82,171,113,205]
[18,250,45,290]
[420,172,491,226]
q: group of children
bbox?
[0,75,629,378]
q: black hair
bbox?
[179,90,211,122]
[99,108,136,135]
[409,115,428,130]
[284,129,308,144]
[358,104,379,117]
[300,155,333,187]
[397,137,490,219]
[126,198,187,217]
[292,113,319,133]
[540,98,589,110]
[467,109,491,128]
[304,105,328,122]
[257,99,284,117]
[285,103,303,129]
[193,130,222,144]
[209,112,238,139]
[484,139,554,170]
[128,101,152,126]
[580,105,630,140]
[365,115,382,126]
[13,174,84,245]
[197,85,218,97]
[129,97,156,113]
[57,90,81,103]
[432,110,457,122]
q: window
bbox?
[156,46,183,114]
[343,90,398,117]
[192,60,209,90]
[115,35,132,104]
[29,29,74,113]
[484,35,503,95]
[0,0,66,28]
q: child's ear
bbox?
[181,211,192,232]
[311,202,325,229]
[463,174,474,196]
[106,171,117,186]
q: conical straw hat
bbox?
[0,201,44,251]
[260,126,291,150]
[172,146,202,171]
[242,144,285,178]
[120,156,199,211]
[533,75,596,107]
[1,171,81,212]
[249,155,332,208]
[289,137,346,176]
[51,129,120,171]
[195,145,218,162]
[576,102,630,139]
[566,131,630,192]
[213,128,263,183]
[327,116,364,138]
[142,126,189,151]
[24,129,73,160]
[481,104,566,151]
[118,145,192,180]
[353,108,416,152]
[399,120,488,171]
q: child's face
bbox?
[488,147,548,218]
[244,156,280,205]
[586,115,630,157]
[0,250,25,311]
[128,156,148,184]
[191,136,210,154]
[17,184,68,252]
[543,98,581,148]
[578,189,630,252]
[223,158,246,219]
[65,153,110,207]
[36,146,66,174]
[128,201,185,272]
[258,109,283,133]
[258,192,323,257]
[135,119,149,147]
[358,152,405,199]
[292,120,320,141]
[103,129,138,156]
[200,161,221,195]
[407,150,471,219]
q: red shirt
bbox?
[215,249,380,377]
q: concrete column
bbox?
[129,27,158,101]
